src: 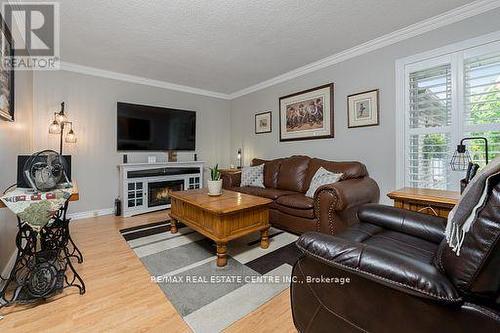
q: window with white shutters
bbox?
[407,64,452,190]
[464,53,500,167]
[400,39,500,191]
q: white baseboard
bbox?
[67,208,114,221]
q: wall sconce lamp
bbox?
[450,137,489,171]
[48,102,77,154]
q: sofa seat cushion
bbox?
[336,223,439,264]
[272,202,315,219]
[273,194,315,219]
[276,193,314,209]
[230,186,296,200]
[270,209,317,234]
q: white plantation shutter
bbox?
[464,53,500,166]
[465,54,500,125]
[407,64,452,189]
[409,65,452,129]
[400,40,500,191]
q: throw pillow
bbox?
[240,164,265,188]
[305,167,343,198]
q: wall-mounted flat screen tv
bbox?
[117,102,196,151]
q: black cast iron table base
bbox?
[0,202,85,309]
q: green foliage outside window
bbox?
[422,134,447,160]
[468,84,500,164]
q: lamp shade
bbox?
[65,129,77,143]
[450,144,472,171]
[49,120,61,134]
[55,112,67,124]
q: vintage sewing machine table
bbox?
[0,184,85,309]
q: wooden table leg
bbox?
[260,227,270,249]
[216,242,228,267]
[171,219,178,234]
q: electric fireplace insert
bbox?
[148,180,184,207]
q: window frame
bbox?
[395,32,500,190]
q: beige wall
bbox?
[0,70,33,272]
[229,9,500,203]
[31,70,232,215]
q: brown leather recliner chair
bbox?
[222,155,379,235]
[290,174,500,332]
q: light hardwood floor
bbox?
[0,211,296,332]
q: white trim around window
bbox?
[395,30,500,190]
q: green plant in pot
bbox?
[208,164,222,196]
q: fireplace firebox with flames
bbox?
[148,180,184,207]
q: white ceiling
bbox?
[38,0,479,94]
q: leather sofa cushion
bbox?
[277,155,311,192]
[276,193,314,209]
[358,204,446,244]
[272,203,315,219]
[273,194,315,219]
[230,186,295,200]
[296,231,461,304]
[252,158,282,188]
[305,158,368,189]
[335,223,439,264]
[270,209,317,234]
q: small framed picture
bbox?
[347,89,379,128]
[255,111,272,134]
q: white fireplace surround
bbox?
[118,161,204,217]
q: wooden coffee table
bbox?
[169,189,272,267]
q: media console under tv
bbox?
[118,161,204,217]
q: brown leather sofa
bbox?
[290,174,500,332]
[221,155,379,235]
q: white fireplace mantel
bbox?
[118,161,204,217]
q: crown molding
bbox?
[59,62,232,100]
[58,0,500,101]
[229,0,500,99]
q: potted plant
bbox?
[207,164,222,196]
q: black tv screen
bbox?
[117,102,196,151]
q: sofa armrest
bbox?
[358,204,446,244]
[312,177,379,234]
[314,177,380,211]
[296,232,461,304]
[221,171,241,189]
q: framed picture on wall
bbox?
[279,83,334,142]
[255,111,272,134]
[0,15,14,121]
[347,89,379,128]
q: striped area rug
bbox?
[120,220,300,332]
